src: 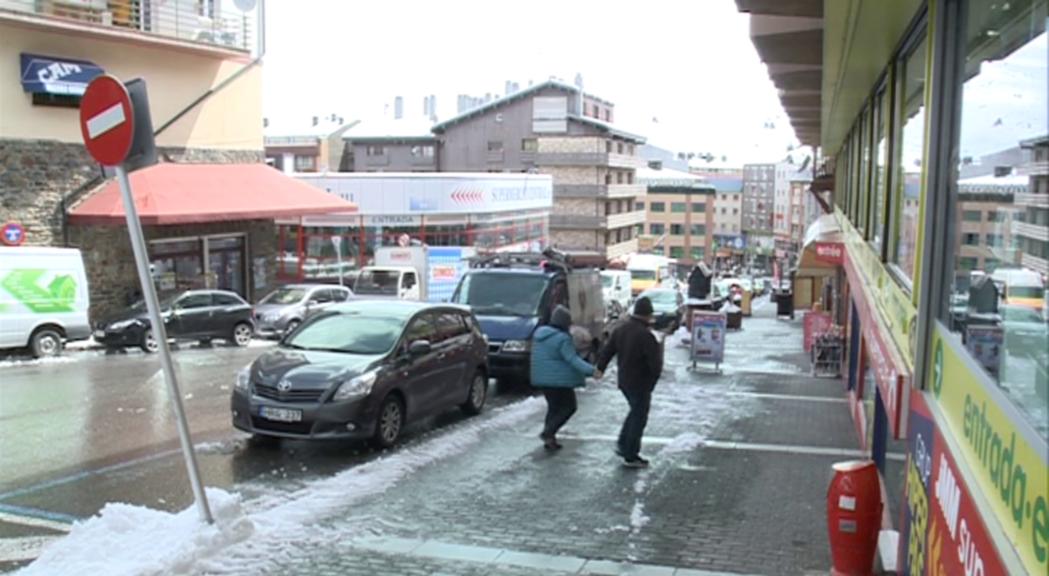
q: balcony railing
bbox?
[548,210,645,230]
[553,184,645,199]
[1013,221,1049,242]
[536,152,642,169]
[1015,192,1049,208]
[1,0,257,53]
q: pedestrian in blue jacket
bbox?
[531,305,601,451]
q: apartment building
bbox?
[774,162,812,254]
[742,163,775,238]
[339,117,439,173]
[1015,135,1048,275]
[264,115,357,174]
[636,166,715,265]
[431,80,646,260]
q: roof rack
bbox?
[468,248,574,273]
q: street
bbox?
[0,297,882,575]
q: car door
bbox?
[308,287,335,313]
[212,292,250,337]
[433,310,471,405]
[400,271,419,300]
[397,312,445,416]
[171,293,214,338]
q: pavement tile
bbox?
[495,549,586,572]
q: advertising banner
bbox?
[426,247,473,303]
[927,326,1048,574]
[901,389,1007,575]
[690,311,726,364]
[814,241,844,265]
[803,310,833,352]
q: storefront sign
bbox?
[814,241,844,265]
[365,215,421,226]
[1,222,26,246]
[927,326,1048,574]
[901,389,1007,575]
[426,247,474,303]
[690,311,726,364]
[299,174,553,216]
[20,53,104,96]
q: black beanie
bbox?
[633,297,654,317]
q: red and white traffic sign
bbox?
[78,74,134,166]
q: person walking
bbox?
[531,305,601,451]
[596,296,664,468]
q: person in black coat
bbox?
[595,296,664,468]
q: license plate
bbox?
[259,406,302,422]
[93,330,105,340]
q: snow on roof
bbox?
[342,116,436,140]
[568,114,646,143]
[958,173,1030,188]
[637,167,713,189]
[264,117,355,139]
[431,79,580,132]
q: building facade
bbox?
[264,116,356,174]
[692,168,745,266]
[338,117,439,173]
[741,163,775,239]
[1015,136,1048,275]
[636,167,715,266]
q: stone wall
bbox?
[554,198,599,217]
[67,220,277,321]
[551,229,602,252]
[539,165,600,185]
[537,136,605,154]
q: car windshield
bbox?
[630,270,656,281]
[453,273,548,316]
[1008,286,1044,299]
[1003,306,1044,324]
[259,287,307,305]
[642,290,678,307]
[354,270,400,295]
[284,312,406,354]
[601,275,613,288]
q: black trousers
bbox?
[618,387,652,459]
[541,388,578,439]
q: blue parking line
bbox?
[0,448,182,502]
[0,503,79,524]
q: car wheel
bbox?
[461,371,487,415]
[230,322,253,347]
[373,395,404,449]
[30,328,63,358]
[140,329,159,353]
[284,319,301,335]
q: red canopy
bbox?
[68,163,356,225]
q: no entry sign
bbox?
[78,74,134,166]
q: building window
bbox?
[962,233,980,246]
[945,0,1047,440]
[487,141,504,152]
[605,109,611,122]
[635,202,644,211]
[890,33,927,286]
[605,173,613,185]
[521,139,538,152]
[690,224,705,236]
[650,202,666,213]
[606,140,613,153]
[617,172,624,184]
[366,145,386,156]
[617,142,624,154]
[670,246,684,259]
[627,172,634,185]
[670,224,684,236]
[721,208,727,215]
[671,202,686,213]
[649,223,665,235]
[690,247,704,261]
[410,145,434,157]
[871,85,889,254]
[692,202,705,212]
[294,155,317,171]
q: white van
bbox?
[0,247,92,357]
[601,269,631,317]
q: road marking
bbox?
[0,448,182,502]
[0,509,73,533]
[85,102,126,139]
[724,391,847,403]
[545,434,906,461]
[0,535,60,563]
[350,535,760,576]
[0,504,78,527]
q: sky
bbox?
[260,0,802,166]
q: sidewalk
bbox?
[231,297,862,576]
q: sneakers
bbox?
[621,456,650,468]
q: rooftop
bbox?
[432,79,580,133]
[343,117,437,141]
[637,167,715,192]
[264,117,358,142]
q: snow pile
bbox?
[20,488,252,576]
[0,355,78,369]
[661,432,706,454]
[629,501,650,532]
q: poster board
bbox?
[690,310,727,368]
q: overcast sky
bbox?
[261,0,802,166]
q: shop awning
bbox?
[68,163,357,226]
[20,53,104,96]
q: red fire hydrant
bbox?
[827,460,882,575]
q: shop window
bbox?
[487,141,503,152]
[650,202,666,213]
[670,224,684,236]
[890,33,928,286]
[650,223,665,235]
[945,0,1047,440]
[671,202,686,213]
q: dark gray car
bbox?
[231,300,489,447]
[254,284,353,338]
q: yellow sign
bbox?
[837,212,917,369]
[929,326,1049,574]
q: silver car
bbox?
[254,284,353,338]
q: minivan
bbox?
[0,247,91,357]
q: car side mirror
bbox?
[408,340,432,357]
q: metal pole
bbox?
[115,165,213,524]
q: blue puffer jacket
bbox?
[530,326,595,388]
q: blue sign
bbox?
[409,196,438,212]
[2,222,26,246]
[427,247,469,302]
[20,53,104,96]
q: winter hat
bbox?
[550,305,572,331]
[633,297,654,318]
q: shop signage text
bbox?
[366,215,421,226]
[814,242,844,265]
[929,328,1048,573]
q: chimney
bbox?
[423,96,430,117]
[394,96,404,120]
[429,95,437,121]
[312,116,318,126]
[574,73,584,116]
[505,80,513,96]
[263,117,269,128]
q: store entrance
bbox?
[207,236,246,296]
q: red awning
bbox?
[68,163,356,225]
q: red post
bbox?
[827,460,881,575]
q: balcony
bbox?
[1013,221,1049,243]
[1015,192,1049,208]
[606,238,639,260]
[1020,252,1049,275]
[548,210,645,230]
[553,184,645,199]
[536,152,642,169]
[1017,160,1049,177]
[0,0,257,54]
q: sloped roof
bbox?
[431,79,580,132]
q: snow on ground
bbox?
[20,397,544,576]
[0,355,79,369]
[661,432,705,454]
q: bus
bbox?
[626,254,672,296]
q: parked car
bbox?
[0,247,92,358]
[638,288,684,332]
[95,289,255,352]
[231,301,488,447]
[601,270,631,318]
[255,284,353,338]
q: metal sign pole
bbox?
[332,235,343,286]
[115,165,213,524]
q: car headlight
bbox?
[235,366,251,392]
[109,319,140,331]
[501,340,530,353]
[332,369,379,402]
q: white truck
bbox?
[0,247,92,357]
[355,247,428,301]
